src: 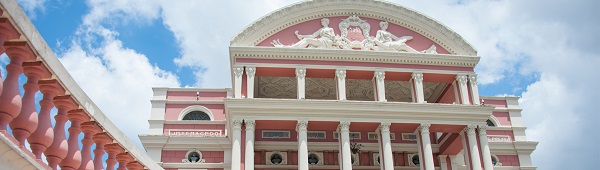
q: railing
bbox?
[0,0,162,169]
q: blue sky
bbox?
[11,0,599,169]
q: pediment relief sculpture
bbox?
[271,15,438,54]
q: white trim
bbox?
[266,151,288,165]
[490,154,502,166]
[178,105,215,121]
[488,116,501,127]
[373,153,381,166]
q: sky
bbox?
[9,0,599,169]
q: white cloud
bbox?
[16,0,46,19]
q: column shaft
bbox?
[339,121,352,170]
[379,122,393,170]
[466,125,482,170]
[296,68,306,99]
[374,71,386,101]
[456,74,470,104]
[412,72,424,103]
[245,119,256,170]
[231,119,243,170]
[419,124,434,170]
[336,70,347,100]
[479,125,493,170]
[246,67,256,98]
[233,66,244,98]
[297,120,308,170]
[469,74,480,105]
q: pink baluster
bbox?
[45,95,77,170]
[10,61,51,147]
[126,161,144,170]
[0,17,21,94]
[29,80,62,160]
[92,132,112,170]
[60,109,90,170]
[116,153,133,170]
[79,121,100,170]
[105,143,124,170]
[0,41,36,130]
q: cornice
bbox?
[162,100,224,105]
[162,163,229,169]
[230,0,477,56]
[224,98,494,125]
[231,46,479,68]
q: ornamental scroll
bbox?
[271,15,438,54]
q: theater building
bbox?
[139,1,538,170]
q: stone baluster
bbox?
[80,121,100,170]
[0,42,36,130]
[29,80,62,159]
[116,153,133,170]
[105,143,124,170]
[10,61,50,147]
[126,161,144,170]
[92,132,112,170]
[60,109,90,170]
[0,18,21,93]
[46,95,77,169]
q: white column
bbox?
[296,68,306,99]
[439,155,448,170]
[379,122,393,170]
[466,125,482,170]
[231,119,243,170]
[412,72,424,103]
[460,133,471,170]
[336,69,347,100]
[297,120,309,170]
[233,66,244,98]
[339,121,352,170]
[469,74,480,105]
[416,132,424,170]
[246,67,256,99]
[245,119,256,170]
[456,74,470,105]
[478,125,493,170]
[449,155,460,170]
[374,71,386,102]
[419,123,434,170]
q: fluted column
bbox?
[80,121,100,170]
[93,132,112,170]
[412,72,424,103]
[233,66,244,98]
[469,74,480,105]
[29,80,61,159]
[296,68,306,99]
[116,153,133,170]
[231,119,243,170]
[10,62,49,146]
[339,121,352,170]
[419,123,434,170]
[0,42,36,130]
[465,125,482,170]
[379,122,393,170]
[336,69,347,100]
[105,144,124,170]
[374,71,386,102]
[246,67,256,98]
[46,96,77,169]
[456,74,470,105]
[245,119,256,170]
[297,120,308,170]
[60,109,90,170]
[478,125,493,170]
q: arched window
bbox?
[486,119,496,126]
[308,153,319,165]
[182,111,211,120]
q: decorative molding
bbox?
[245,67,256,79]
[177,105,215,121]
[338,121,351,131]
[419,123,431,134]
[464,124,477,135]
[456,74,468,85]
[296,120,308,131]
[346,79,375,101]
[306,77,336,100]
[295,68,306,79]
[379,122,391,131]
[233,66,244,78]
[307,152,324,165]
[335,69,346,80]
[478,124,488,135]
[182,149,205,163]
[245,119,256,130]
[468,74,477,84]
[412,72,424,82]
[374,71,385,82]
[256,76,297,99]
[232,119,243,129]
[230,0,477,56]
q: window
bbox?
[308,153,319,165]
[367,132,395,140]
[307,131,326,139]
[182,111,211,120]
[402,133,418,141]
[270,153,283,165]
[491,155,501,166]
[333,132,361,139]
[411,155,420,166]
[486,119,496,126]
[262,131,291,139]
[187,151,201,163]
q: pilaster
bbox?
[245,119,256,170]
[339,121,352,170]
[374,71,386,102]
[296,68,306,99]
[468,74,480,105]
[478,125,493,170]
[379,122,393,170]
[233,66,244,98]
[419,123,434,170]
[336,69,347,100]
[246,67,256,98]
[456,74,470,105]
[412,72,425,103]
[465,125,482,170]
[231,119,243,170]
[297,120,309,170]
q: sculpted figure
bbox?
[374,21,419,52]
[272,18,338,49]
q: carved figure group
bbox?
[271,16,438,54]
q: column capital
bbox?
[245,119,256,130]
[379,122,391,131]
[338,121,350,131]
[374,71,385,82]
[468,74,477,84]
[245,67,256,79]
[296,120,308,131]
[412,72,423,82]
[335,69,346,80]
[456,74,468,84]
[296,68,306,79]
[477,124,488,135]
[233,66,244,78]
[464,124,477,135]
[232,119,243,129]
[419,123,431,134]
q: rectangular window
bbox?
[401,133,418,141]
[367,132,396,140]
[262,130,291,139]
[307,131,326,139]
[333,132,361,140]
